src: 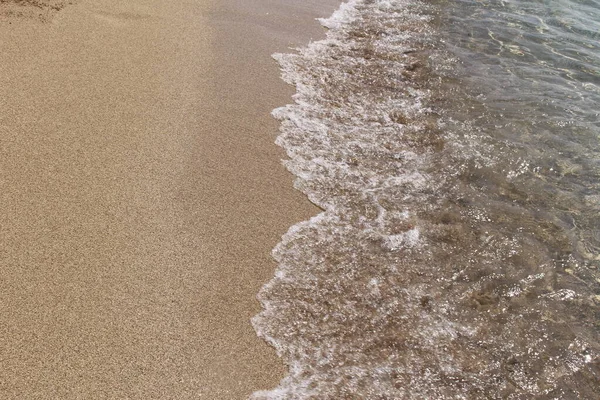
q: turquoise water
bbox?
[252,0,600,398]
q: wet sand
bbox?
[0,0,337,398]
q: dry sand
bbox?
[0,0,337,398]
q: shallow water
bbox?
[252,0,600,398]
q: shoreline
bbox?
[0,0,337,398]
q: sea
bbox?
[251,0,600,398]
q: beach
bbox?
[0,0,337,398]
[5,0,599,397]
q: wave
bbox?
[251,0,600,398]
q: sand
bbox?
[0,0,337,398]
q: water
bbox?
[251,0,600,398]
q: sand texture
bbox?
[0,0,337,398]
[0,0,76,20]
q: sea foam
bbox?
[252,0,599,398]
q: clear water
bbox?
[252,0,600,398]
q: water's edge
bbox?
[251,0,600,398]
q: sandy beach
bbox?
[0,0,337,398]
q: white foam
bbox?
[383,227,420,250]
[250,0,599,398]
